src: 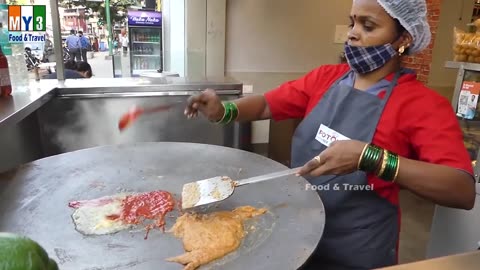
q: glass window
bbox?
[0,0,165,85]
[50,0,164,79]
[0,0,55,85]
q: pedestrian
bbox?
[78,31,90,63]
[65,29,81,62]
[113,36,119,54]
[183,0,476,269]
[120,32,128,56]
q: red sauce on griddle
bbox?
[119,190,175,239]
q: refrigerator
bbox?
[127,10,163,77]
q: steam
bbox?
[44,98,172,153]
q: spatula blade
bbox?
[181,176,235,209]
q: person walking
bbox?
[78,30,90,63]
[120,32,129,56]
[65,29,81,62]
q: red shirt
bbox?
[264,63,473,206]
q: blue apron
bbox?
[295,70,401,269]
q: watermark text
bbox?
[305,183,374,191]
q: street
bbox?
[30,50,121,80]
[87,51,114,78]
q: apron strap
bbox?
[381,70,402,104]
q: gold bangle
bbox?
[393,157,400,182]
[357,144,369,170]
[214,103,227,124]
[376,149,388,177]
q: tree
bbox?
[59,0,137,26]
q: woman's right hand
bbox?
[184,89,225,122]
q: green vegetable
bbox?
[0,232,58,270]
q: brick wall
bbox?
[401,0,441,84]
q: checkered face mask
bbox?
[344,43,398,74]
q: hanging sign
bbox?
[127,10,161,26]
[457,81,480,120]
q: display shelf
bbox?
[473,3,480,22]
[446,60,480,183]
[132,54,161,57]
[132,41,158,44]
[131,69,158,76]
[445,61,480,70]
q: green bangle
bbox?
[230,102,239,121]
[359,146,371,171]
[362,147,374,170]
[224,102,235,124]
[222,102,233,124]
[215,101,238,125]
[370,146,382,172]
[359,144,383,172]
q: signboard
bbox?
[127,10,161,26]
[457,81,480,120]
[8,5,46,31]
[7,5,46,44]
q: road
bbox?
[85,51,115,78]
[24,50,138,80]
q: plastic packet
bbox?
[453,27,480,63]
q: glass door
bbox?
[129,27,162,76]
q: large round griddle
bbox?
[0,142,325,270]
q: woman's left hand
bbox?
[297,140,368,177]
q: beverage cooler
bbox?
[127,10,163,77]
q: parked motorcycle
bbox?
[63,46,71,61]
[24,47,40,71]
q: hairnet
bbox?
[376,0,431,54]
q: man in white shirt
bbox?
[120,33,128,56]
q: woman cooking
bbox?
[184,0,476,269]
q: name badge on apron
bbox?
[316,124,350,147]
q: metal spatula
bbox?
[181,166,302,209]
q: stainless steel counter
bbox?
[379,251,480,270]
[0,77,249,173]
[0,80,60,129]
[0,77,242,128]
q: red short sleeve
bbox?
[404,90,473,175]
[263,69,318,121]
[264,64,349,121]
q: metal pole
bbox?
[105,0,113,56]
[50,0,65,80]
